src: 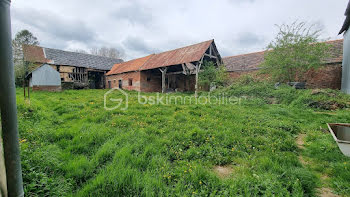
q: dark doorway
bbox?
[88,71,105,89]
[118,80,122,89]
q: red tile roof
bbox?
[106,55,154,75]
[107,39,214,75]
[23,45,50,63]
[223,39,344,72]
[323,39,343,64]
[223,51,265,72]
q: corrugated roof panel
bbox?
[140,39,213,71]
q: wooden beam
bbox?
[166,71,185,75]
[209,44,212,56]
[195,56,204,97]
[159,67,168,93]
[204,53,217,59]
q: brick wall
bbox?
[140,70,161,92]
[305,64,342,89]
[227,64,342,90]
[32,85,62,92]
[106,72,141,91]
[106,70,196,92]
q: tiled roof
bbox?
[223,51,265,72]
[106,55,154,75]
[23,45,123,70]
[223,39,344,72]
[107,39,215,75]
[324,39,343,63]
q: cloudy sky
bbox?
[10,0,349,60]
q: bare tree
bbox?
[89,47,123,59]
[73,49,88,54]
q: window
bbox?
[114,80,116,84]
[128,78,133,86]
[61,78,64,81]
[56,65,60,72]
[147,77,151,82]
[108,81,112,89]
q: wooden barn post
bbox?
[159,67,167,93]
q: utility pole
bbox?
[0,0,25,196]
[340,1,350,94]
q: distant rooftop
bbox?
[23,45,123,71]
[223,39,344,72]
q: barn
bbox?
[26,64,61,91]
[23,45,123,89]
[106,39,222,93]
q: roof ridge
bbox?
[223,50,266,59]
[154,39,213,56]
[41,45,123,61]
[322,39,344,43]
[138,54,155,71]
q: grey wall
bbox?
[342,31,350,94]
[29,64,61,87]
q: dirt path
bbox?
[296,133,340,197]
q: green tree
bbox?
[12,29,39,86]
[199,61,228,90]
[261,22,330,82]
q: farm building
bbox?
[223,39,344,89]
[23,45,123,90]
[26,64,61,91]
[106,39,222,92]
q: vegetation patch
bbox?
[14,84,350,196]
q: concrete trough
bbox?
[327,123,350,157]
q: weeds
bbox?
[15,85,350,196]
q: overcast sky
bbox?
[10,0,349,60]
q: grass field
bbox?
[15,82,350,196]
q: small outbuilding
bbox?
[27,64,62,91]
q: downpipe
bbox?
[0,0,24,196]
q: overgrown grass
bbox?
[15,83,350,196]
